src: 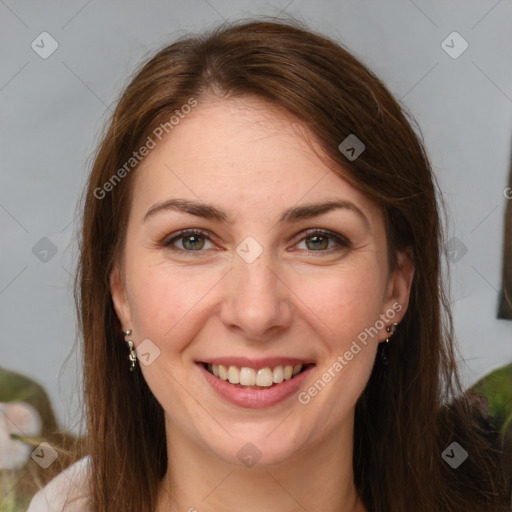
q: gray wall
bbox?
[1,0,511,434]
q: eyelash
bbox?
[160,228,351,255]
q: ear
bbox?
[109,264,133,330]
[380,248,415,339]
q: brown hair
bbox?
[73,17,511,511]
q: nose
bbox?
[219,249,293,341]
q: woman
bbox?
[27,18,510,512]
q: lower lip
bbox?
[198,363,314,409]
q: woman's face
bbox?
[110,96,414,466]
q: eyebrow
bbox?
[143,198,369,227]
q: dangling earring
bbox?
[382,322,399,366]
[123,329,137,371]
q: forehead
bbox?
[137,96,324,182]
[130,96,380,224]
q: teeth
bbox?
[208,363,304,387]
[272,365,284,384]
[256,367,273,386]
[218,364,228,381]
[240,367,256,386]
[227,365,240,384]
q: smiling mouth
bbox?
[201,362,313,389]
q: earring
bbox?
[123,329,137,371]
[382,322,399,366]
[385,322,399,342]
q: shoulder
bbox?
[26,455,91,512]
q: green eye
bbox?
[305,235,329,251]
[162,228,350,254]
[181,234,206,250]
[297,229,350,252]
[163,229,213,251]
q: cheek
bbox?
[125,259,225,346]
[293,267,384,417]
[292,261,386,350]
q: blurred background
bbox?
[0,3,511,505]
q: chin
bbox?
[195,417,310,468]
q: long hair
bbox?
[74,18,511,511]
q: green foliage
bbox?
[470,363,512,442]
[0,471,30,512]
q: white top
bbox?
[26,456,91,512]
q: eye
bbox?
[295,229,351,252]
[160,228,351,254]
[161,229,215,251]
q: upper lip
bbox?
[198,357,315,368]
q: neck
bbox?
[156,415,366,512]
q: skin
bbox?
[110,96,414,512]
